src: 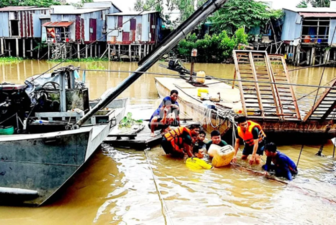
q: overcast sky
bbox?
[115,0,303,11]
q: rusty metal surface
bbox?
[43,21,74,27]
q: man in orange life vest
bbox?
[232,116,266,165]
[161,124,200,158]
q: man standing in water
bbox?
[149,90,180,136]
[161,124,200,158]
[262,142,298,180]
[233,116,266,165]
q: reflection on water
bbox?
[0,61,336,224]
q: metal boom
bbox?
[76,0,228,127]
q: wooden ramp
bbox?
[233,50,301,121]
[303,80,336,122]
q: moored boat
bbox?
[0,66,127,205]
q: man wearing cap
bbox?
[206,130,228,157]
[233,116,266,165]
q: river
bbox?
[0,60,336,224]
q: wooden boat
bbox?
[0,66,127,205]
[156,50,336,144]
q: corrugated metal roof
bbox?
[299,12,336,18]
[0,6,35,11]
[43,21,74,27]
[51,7,109,15]
[107,11,159,16]
[284,7,336,13]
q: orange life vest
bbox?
[164,127,191,153]
[237,121,266,146]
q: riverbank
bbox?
[0,57,23,65]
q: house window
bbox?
[10,21,19,36]
[301,17,330,44]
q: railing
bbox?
[301,35,329,44]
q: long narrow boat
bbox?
[155,51,336,144]
[0,66,127,205]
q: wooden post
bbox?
[144,45,147,57]
[8,40,11,57]
[118,44,121,60]
[22,39,25,58]
[311,47,316,66]
[85,45,88,58]
[1,38,4,55]
[139,44,142,60]
[98,44,101,57]
[95,44,97,58]
[48,43,50,59]
[113,45,116,59]
[15,38,19,57]
[324,49,330,64]
[129,44,131,61]
[306,49,310,66]
[108,44,111,61]
[90,44,92,58]
[70,44,73,59]
[295,45,301,66]
[77,43,80,59]
[30,39,33,57]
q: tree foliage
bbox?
[209,0,282,35]
[296,0,330,8]
[0,0,61,8]
[177,27,248,62]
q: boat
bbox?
[156,50,336,144]
[0,66,127,205]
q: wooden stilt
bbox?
[139,44,142,60]
[296,45,301,66]
[8,40,11,57]
[144,45,147,57]
[85,45,88,58]
[311,47,316,66]
[1,38,4,55]
[95,44,97,58]
[108,44,111,61]
[307,49,311,66]
[15,38,19,57]
[77,44,80,59]
[98,44,101,57]
[129,44,131,61]
[30,39,33,57]
[90,44,92,58]
[48,43,50,59]
[118,44,121,60]
[22,39,26,58]
[113,45,116,59]
[324,49,330,64]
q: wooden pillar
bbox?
[306,49,310,66]
[15,38,19,57]
[129,44,131,61]
[95,44,97,58]
[144,45,147,57]
[113,45,116,59]
[324,49,330,64]
[64,44,67,59]
[77,43,80,59]
[30,39,33,57]
[270,44,273,54]
[85,45,88,58]
[48,43,50,59]
[139,44,142,60]
[8,40,11,57]
[1,38,4,55]
[311,47,316,66]
[22,39,26,58]
[295,45,301,66]
[98,44,101,57]
[118,44,121,60]
[70,44,73,59]
[108,44,111,61]
[90,44,92,57]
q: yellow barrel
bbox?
[211,145,235,168]
[186,158,212,170]
[197,88,209,97]
[196,71,206,84]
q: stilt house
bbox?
[281,6,336,65]
[105,11,163,61]
[0,6,53,57]
[43,2,121,59]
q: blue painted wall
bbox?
[281,10,302,41]
[329,19,336,45]
[0,12,9,37]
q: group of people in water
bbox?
[148,90,298,181]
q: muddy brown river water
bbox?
[0,60,336,224]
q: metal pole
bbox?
[76,0,229,127]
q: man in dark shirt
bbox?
[149,90,180,136]
[233,116,266,165]
[193,130,207,158]
[206,130,228,151]
[262,142,298,181]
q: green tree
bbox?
[296,0,330,8]
[0,0,61,8]
[209,0,282,35]
[134,0,144,11]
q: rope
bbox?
[144,149,174,225]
